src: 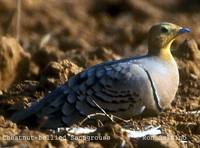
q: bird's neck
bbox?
[148,40,174,62]
[159,45,173,61]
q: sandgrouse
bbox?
[11,22,190,128]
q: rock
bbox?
[39,59,83,90]
[90,47,121,61]
[175,39,200,79]
[0,37,30,90]
[174,39,200,111]
[85,47,121,67]
[91,124,133,148]
[174,39,200,61]
[33,45,65,70]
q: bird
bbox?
[11,22,190,128]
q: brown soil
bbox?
[0,0,200,147]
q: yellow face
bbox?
[148,22,190,56]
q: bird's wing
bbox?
[11,60,152,127]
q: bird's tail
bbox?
[10,85,66,123]
[10,99,45,123]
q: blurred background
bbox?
[1,0,199,58]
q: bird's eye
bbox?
[160,27,169,33]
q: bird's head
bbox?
[147,22,190,59]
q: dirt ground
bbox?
[0,0,200,147]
